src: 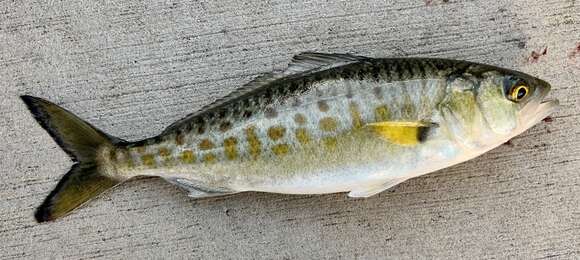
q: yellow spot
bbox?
[295,128,311,145]
[319,117,338,132]
[224,137,238,160]
[159,147,170,156]
[375,105,391,121]
[199,139,214,150]
[323,137,338,150]
[203,153,217,164]
[141,154,155,167]
[349,102,363,129]
[268,126,286,140]
[180,150,196,164]
[246,126,261,159]
[158,147,172,165]
[272,144,290,156]
[136,146,146,154]
[294,114,307,125]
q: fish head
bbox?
[440,65,558,148]
[476,69,559,137]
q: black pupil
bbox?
[517,87,527,99]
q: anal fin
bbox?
[164,178,236,198]
[347,178,410,198]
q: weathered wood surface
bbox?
[1,0,579,259]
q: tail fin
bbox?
[21,95,127,223]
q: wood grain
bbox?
[1,0,579,259]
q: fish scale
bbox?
[120,61,446,169]
[21,52,558,222]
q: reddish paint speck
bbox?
[568,42,580,59]
[542,116,554,123]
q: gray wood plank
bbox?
[1,0,579,259]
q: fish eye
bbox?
[509,84,529,102]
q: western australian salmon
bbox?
[22,52,559,222]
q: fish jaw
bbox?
[516,99,559,136]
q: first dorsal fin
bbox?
[284,52,369,76]
[162,52,369,134]
[241,52,369,89]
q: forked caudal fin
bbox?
[20,96,128,223]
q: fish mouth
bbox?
[511,98,558,139]
[540,99,559,106]
[538,99,560,116]
[521,98,559,130]
[535,79,559,119]
[516,79,559,133]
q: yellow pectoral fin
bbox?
[366,121,435,146]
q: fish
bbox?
[21,52,559,223]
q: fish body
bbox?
[22,53,559,222]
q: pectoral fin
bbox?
[366,121,436,146]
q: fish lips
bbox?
[520,86,559,129]
[537,80,559,113]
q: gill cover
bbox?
[477,73,518,135]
